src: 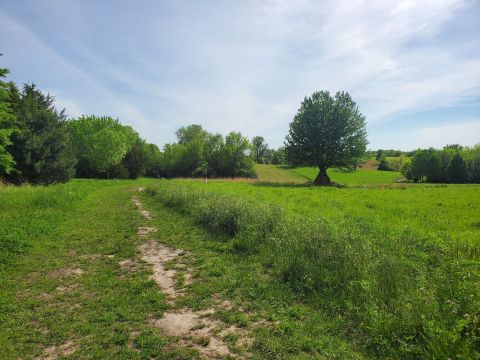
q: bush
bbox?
[377,157,391,171]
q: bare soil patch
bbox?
[139,240,184,299]
[37,340,78,360]
[149,309,231,358]
[50,267,84,278]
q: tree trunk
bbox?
[314,167,331,186]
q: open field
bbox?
[290,167,403,185]
[253,164,305,183]
[253,165,402,186]
[1,169,479,359]
[143,175,480,359]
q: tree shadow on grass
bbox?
[252,181,347,188]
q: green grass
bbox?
[254,164,306,183]
[144,180,480,359]
[0,179,200,359]
[2,176,479,359]
[290,167,403,185]
[252,164,403,185]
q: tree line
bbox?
[3,61,477,186]
[400,145,480,183]
[0,65,289,184]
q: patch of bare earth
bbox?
[132,194,153,220]
[132,189,252,358]
[37,340,78,360]
[50,267,84,278]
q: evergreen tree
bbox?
[7,84,76,184]
[446,153,468,183]
[0,66,17,176]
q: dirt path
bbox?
[132,188,248,358]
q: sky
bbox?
[1,0,479,150]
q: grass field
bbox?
[253,164,305,183]
[253,164,403,186]
[143,175,480,359]
[289,167,403,185]
[1,168,479,359]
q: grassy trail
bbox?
[0,180,177,359]
[1,180,363,359]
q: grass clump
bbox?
[146,182,281,253]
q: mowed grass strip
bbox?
[254,164,306,183]
[0,179,200,359]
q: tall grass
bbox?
[145,181,480,359]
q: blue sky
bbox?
[1,0,479,150]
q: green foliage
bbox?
[223,131,255,177]
[67,115,146,179]
[160,126,256,178]
[446,153,468,183]
[122,138,149,179]
[402,145,479,183]
[143,143,163,177]
[270,146,286,165]
[7,84,76,184]
[285,91,368,185]
[0,67,16,176]
[409,149,442,182]
[464,144,480,182]
[377,157,390,171]
[251,136,269,163]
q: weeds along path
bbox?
[132,188,250,358]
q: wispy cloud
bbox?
[1,0,479,149]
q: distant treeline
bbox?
[0,66,286,184]
[374,145,480,183]
[402,145,479,183]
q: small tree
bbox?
[377,157,391,171]
[251,136,269,163]
[285,91,368,185]
[410,149,442,182]
[446,153,468,183]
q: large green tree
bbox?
[7,84,76,184]
[446,153,468,183]
[285,91,368,185]
[0,67,17,176]
[223,132,255,177]
[251,136,269,164]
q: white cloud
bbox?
[1,0,479,149]
[410,120,480,148]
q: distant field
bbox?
[254,164,402,185]
[291,167,403,185]
[254,164,305,183]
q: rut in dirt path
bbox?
[132,188,250,358]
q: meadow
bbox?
[1,167,479,359]
[143,166,480,359]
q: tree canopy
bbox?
[7,84,76,184]
[285,91,368,185]
[0,67,17,176]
